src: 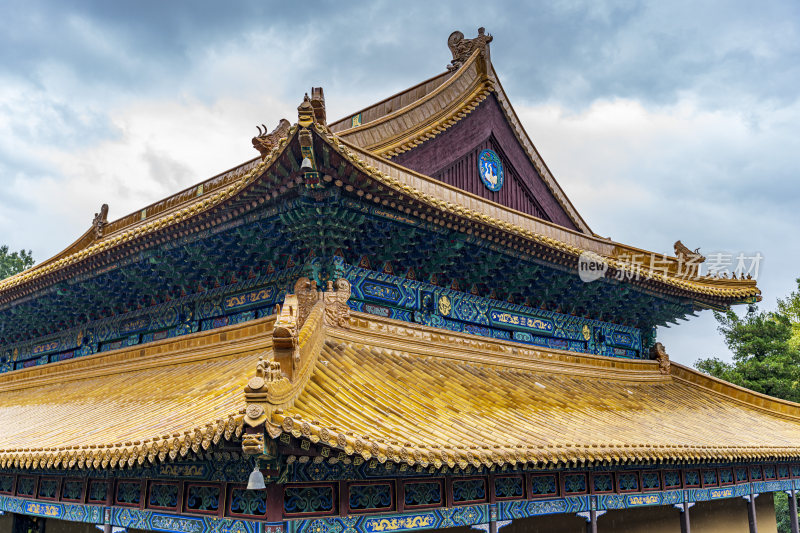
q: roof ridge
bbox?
[337,311,665,380]
[336,48,484,138]
[329,70,454,133]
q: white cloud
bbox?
[517,96,800,364]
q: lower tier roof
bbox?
[0,313,799,471]
[0,318,273,469]
[270,314,800,466]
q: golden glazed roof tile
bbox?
[1,310,800,471]
[265,313,800,468]
[0,316,275,470]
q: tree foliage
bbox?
[695,282,800,402]
[0,245,34,280]
[695,278,800,532]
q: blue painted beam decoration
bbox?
[0,457,798,533]
[288,505,489,533]
[343,263,643,358]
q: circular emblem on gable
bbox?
[478,149,504,192]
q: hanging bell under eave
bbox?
[246,464,266,490]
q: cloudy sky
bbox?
[0,0,797,365]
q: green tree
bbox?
[0,245,34,280]
[695,278,800,533]
[778,279,800,350]
[695,308,800,402]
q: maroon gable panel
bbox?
[391,94,579,230]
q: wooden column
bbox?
[674,502,694,533]
[787,490,800,533]
[577,509,605,533]
[488,503,498,533]
[744,493,759,533]
[586,510,597,533]
[265,482,283,523]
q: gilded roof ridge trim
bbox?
[0,128,298,295]
[337,51,490,157]
[330,71,454,133]
[337,50,482,136]
[264,301,327,409]
[379,85,491,157]
[0,316,276,394]
[320,127,760,300]
[339,312,667,380]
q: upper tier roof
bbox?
[0,122,759,310]
[0,28,759,311]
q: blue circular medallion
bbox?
[478,149,504,192]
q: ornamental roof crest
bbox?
[447,27,493,71]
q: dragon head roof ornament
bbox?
[92,204,109,239]
[674,240,705,264]
[447,27,493,72]
[252,119,291,160]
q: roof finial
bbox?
[447,27,493,72]
[297,93,314,127]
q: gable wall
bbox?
[391,94,579,230]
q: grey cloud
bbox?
[142,145,194,192]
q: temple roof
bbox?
[2,309,800,471]
[0,29,761,314]
[269,312,800,467]
[0,123,760,310]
